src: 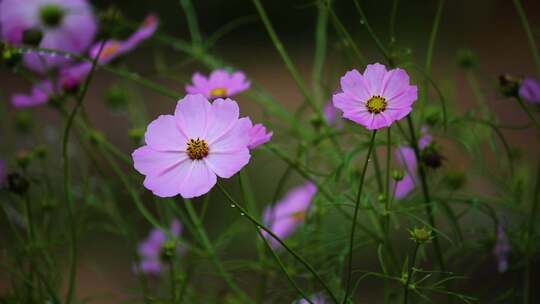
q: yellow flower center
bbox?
[210,88,228,98]
[291,211,306,222]
[366,95,387,114]
[186,138,209,160]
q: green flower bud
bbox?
[420,143,444,169]
[105,85,128,110]
[392,169,405,181]
[22,28,43,46]
[14,111,33,134]
[160,241,177,262]
[456,48,478,70]
[33,145,48,160]
[410,227,433,244]
[15,151,32,170]
[128,128,145,144]
[498,74,521,98]
[40,4,65,28]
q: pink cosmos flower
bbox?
[393,131,432,199]
[0,0,97,73]
[262,182,317,248]
[248,123,273,149]
[186,69,251,99]
[132,94,253,198]
[494,224,511,273]
[333,63,417,130]
[519,77,540,104]
[134,219,184,275]
[11,80,54,108]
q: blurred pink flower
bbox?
[494,224,511,273]
[393,131,432,199]
[11,80,53,108]
[297,294,326,304]
[132,94,253,198]
[186,69,251,99]
[262,182,317,248]
[248,123,273,149]
[333,63,417,130]
[134,219,183,275]
[519,77,540,104]
[0,0,97,73]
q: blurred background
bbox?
[1,0,540,302]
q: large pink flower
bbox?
[132,94,253,198]
[0,0,97,73]
[333,63,417,130]
[186,69,251,99]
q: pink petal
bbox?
[206,98,240,143]
[204,149,251,178]
[381,68,410,100]
[340,69,371,101]
[363,63,387,96]
[143,159,193,198]
[387,86,417,109]
[132,146,187,176]
[145,115,188,151]
[209,117,253,152]
[174,94,213,139]
[178,160,217,198]
[367,113,393,130]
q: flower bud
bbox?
[22,28,43,46]
[160,241,177,262]
[1,44,22,69]
[456,48,478,70]
[15,151,32,170]
[420,143,444,169]
[105,85,128,110]
[14,111,33,134]
[33,145,48,160]
[498,74,521,98]
[128,128,145,144]
[410,227,433,244]
[392,169,405,181]
[7,173,30,195]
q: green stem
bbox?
[516,96,540,129]
[419,0,445,120]
[389,0,400,45]
[216,183,339,304]
[179,0,202,47]
[183,200,253,303]
[312,0,329,105]
[352,0,390,61]
[62,38,107,304]
[405,116,445,271]
[403,243,420,304]
[258,231,314,304]
[343,130,378,303]
[524,153,540,304]
[250,0,320,114]
[512,0,540,78]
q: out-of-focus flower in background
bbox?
[333,63,417,130]
[0,0,97,73]
[248,123,273,149]
[519,77,540,104]
[132,94,253,198]
[134,219,184,275]
[296,293,326,304]
[494,224,511,273]
[186,69,251,99]
[262,182,317,248]
[11,80,53,108]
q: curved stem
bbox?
[343,130,378,303]
[62,38,107,304]
[516,96,540,130]
[405,116,445,271]
[524,152,540,304]
[403,243,420,304]
[184,200,253,303]
[216,183,339,304]
[512,0,540,77]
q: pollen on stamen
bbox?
[366,95,387,114]
[186,138,209,160]
[210,88,228,98]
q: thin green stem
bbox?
[251,0,320,115]
[258,231,314,304]
[179,0,202,47]
[312,0,329,105]
[419,0,445,120]
[62,38,107,304]
[343,130,378,303]
[516,96,540,129]
[524,152,540,304]
[183,200,253,303]
[403,243,420,304]
[405,116,445,271]
[352,0,391,62]
[512,0,540,77]
[216,183,339,304]
[389,0,400,45]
